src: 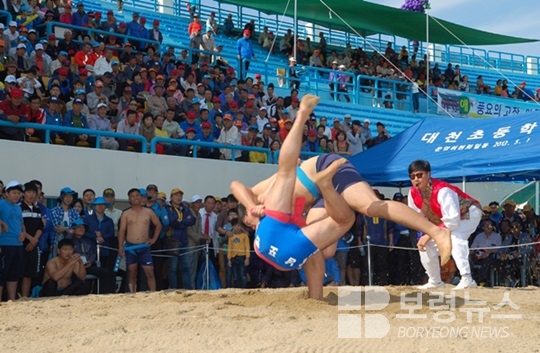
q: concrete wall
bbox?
[0,141,277,201]
[0,141,522,205]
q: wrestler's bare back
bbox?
[252,157,320,210]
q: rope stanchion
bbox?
[205,243,210,290]
[366,236,372,286]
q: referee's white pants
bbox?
[420,206,482,283]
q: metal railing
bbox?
[150,136,272,160]
[0,120,147,150]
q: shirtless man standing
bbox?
[41,237,87,297]
[118,188,162,293]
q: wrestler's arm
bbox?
[230,180,260,212]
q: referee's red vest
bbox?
[411,178,480,220]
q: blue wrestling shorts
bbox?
[312,154,365,208]
[125,242,153,267]
[254,211,319,271]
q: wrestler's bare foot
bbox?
[298,94,320,121]
[431,227,452,266]
[312,158,347,188]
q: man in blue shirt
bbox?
[126,12,142,50]
[0,181,25,301]
[236,29,256,79]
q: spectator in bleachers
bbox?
[262,31,275,54]
[88,103,119,150]
[127,12,143,50]
[500,220,533,286]
[72,2,88,37]
[223,13,235,37]
[106,94,121,131]
[459,75,470,92]
[360,119,372,147]
[63,97,90,146]
[309,49,324,69]
[139,17,150,50]
[370,121,390,147]
[316,31,327,60]
[346,120,365,156]
[99,10,118,33]
[333,130,351,156]
[188,14,202,36]
[59,3,72,25]
[116,109,141,152]
[218,112,242,161]
[139,112,155,151]
[204,11,218,35]
[0,87,27,140]
[189,28,203,64]
[148,19,163,44]
[201,29,216,63]
[237,29,255,79]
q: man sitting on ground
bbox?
[40,238,87,297]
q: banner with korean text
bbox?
[437,88,540,118]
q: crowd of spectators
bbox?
[1,180,538,301]
[0,1,398,160]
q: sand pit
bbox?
[1,286,539,352]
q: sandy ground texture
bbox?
[1,286,539,353]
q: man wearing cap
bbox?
[84,197,116,288]
[102,189,122,237]
[50,187,80,254]
[186,194,205,285]
[63,97,90,146]
[0,87,28,141]
[89,102,119,149]
[59,3,73,25]
[86,80,109,114]
[150,19,163,44]
[164,188,195,289]
[126,12,142,50]
[0,181,24,300]
[237,29,255,79]
[49,50,67,74]
[346,119,365,156]
[9,42,30,71]
[99,10,118,33]
[218,112,242,160]
[499,200,522,228]
[187,13,202,35]
[72,2,89,33]
[44,34,59,61]
[28,43,51,76]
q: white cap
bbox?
[338,64,346,69]
[3,180,23,192]
[289,57,296,62]
[190,194,203,203]
[35,43,43,50]
[16,43,26,49]
[97,102,108,109]
[28,29,36,34]
[259,106,267,111]
[344,114,352,119]
[0,24,4,30]
[9,21,17,27]
[364,119,371,124]
[4,75,17,83]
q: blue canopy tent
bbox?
[349,111,540,188]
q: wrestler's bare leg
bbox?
[342,182,452,266]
